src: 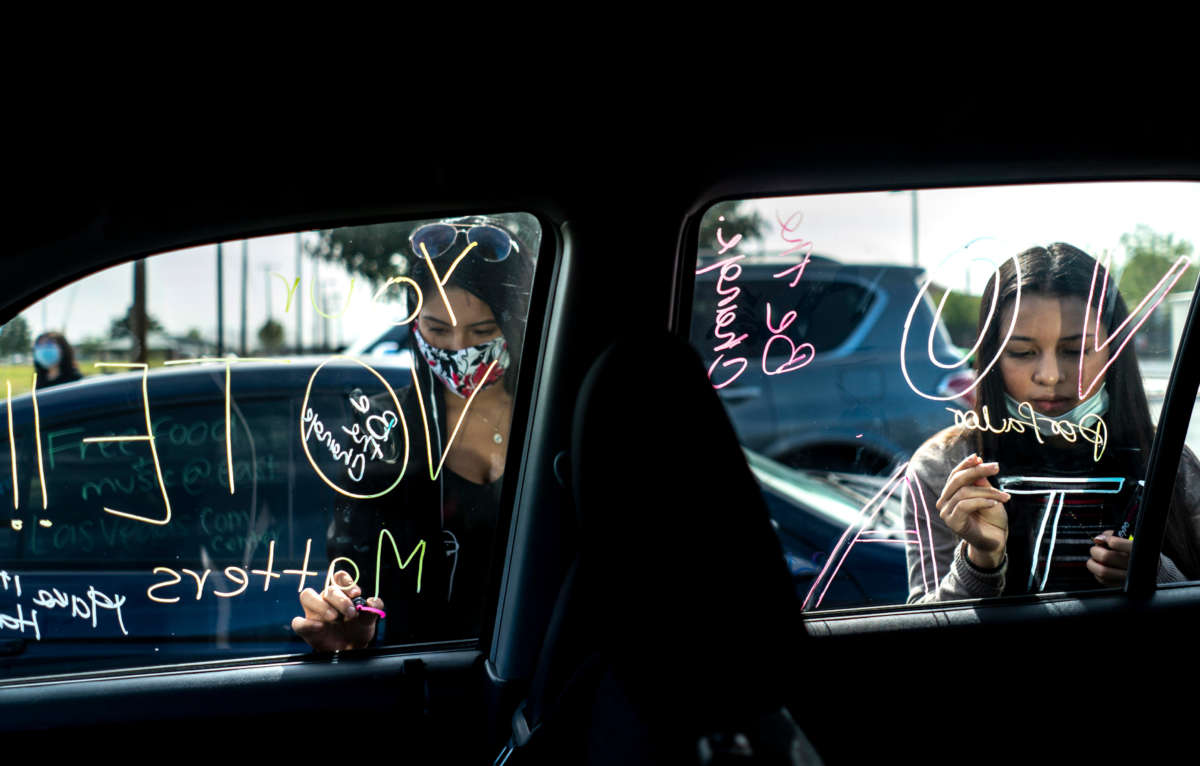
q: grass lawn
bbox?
[0,360,162,396]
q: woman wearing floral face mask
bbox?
[293,216,535,651]
[33,332,83,388]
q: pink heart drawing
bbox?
[762,335,815,376]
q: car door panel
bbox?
[1,645,482,753]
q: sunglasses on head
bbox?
[409,221,517,263]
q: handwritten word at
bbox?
[945,401,1108,462]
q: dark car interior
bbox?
[3,131,1199,761]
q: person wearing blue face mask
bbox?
[293,216,535,651]
[905,243,1200,603]
[33,332,82,388]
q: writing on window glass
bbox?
[0,230,519,646]
[697,212,817,388]
[0,570,128,641]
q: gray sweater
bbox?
[904,426,1200,604]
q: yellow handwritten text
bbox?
[6,381,16,511]
[146,532,424,603]
[31,374,46,509]
[82,364,173,525]
[164,356,292,496]
[946,401,1108,461]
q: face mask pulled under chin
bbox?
[1005,384,1110,438]
[413,326,511,399]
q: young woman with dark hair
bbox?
[905,243,1200,603]
[33,331,83,388]
[293,215,537,649]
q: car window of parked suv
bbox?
[0,213,543,679]
[687,184,1200,612]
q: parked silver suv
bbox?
[690,256,972,474]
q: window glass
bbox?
[689,184,1200,611]
[0,213,541,677]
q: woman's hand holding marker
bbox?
[291,570,385,652]
[1088,530,1132,587]
[937,454,1011,569]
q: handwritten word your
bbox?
[272,234,485,328]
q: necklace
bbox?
[475,406,509,445]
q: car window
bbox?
[0,213,542,678]
[688,184,1200,612]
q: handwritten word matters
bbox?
[146,532,425,605]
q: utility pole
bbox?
[294,233,304,353]
[910,190,920,267]
[312,257,321,351]
[216,243,225,357]
[240,240,249,357]
[132,259,147,363]
[264,265,273,317]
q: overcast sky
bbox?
[14,181,1200,350]
[740,181,1200,294]
[21,233,399,351]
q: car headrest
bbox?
[569,331,803,719]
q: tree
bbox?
[697,201,765,255]
[0,315,31,355]
[1116,225,1198,357]
[109,306,163,340]
[257,318,284,351]
[306,222,417,286]
[927,285,981,350]
[1117,225,1198,309]
[76,336,106,357]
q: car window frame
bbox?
[672,183,1200,618]
[0,207,560,682]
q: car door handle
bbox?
[718,386,761,405]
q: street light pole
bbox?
[216,243,224,357]
[910,190,919,267]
